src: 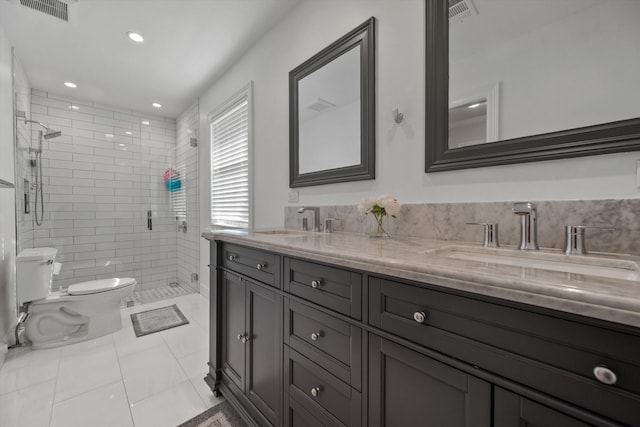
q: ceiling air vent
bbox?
[18,0,76,22]
[307,98,336,112]
[449,0,478,23]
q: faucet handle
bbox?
[564,225,616,256]
[466,223,499,248]
[323,218,339,233]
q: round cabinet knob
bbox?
[237,334,243,341]
[413,311,427,324]
[593,365,617,385]
[256,263,264,271]
[311,280,320,289]
[228,255,236,261]
[311,332,321,341]
[310,386,321,397]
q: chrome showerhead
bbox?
[17,110,62,139]
[44,128,62,139]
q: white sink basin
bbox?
[432,246,640,281]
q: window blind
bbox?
[210,95,249,228]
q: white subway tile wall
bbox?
[28,90,179,291]
[175,100,200,292]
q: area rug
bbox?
[130,304,189,337]
[177,400,247,427]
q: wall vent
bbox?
[449,0,478,23]
[18,0,76,22]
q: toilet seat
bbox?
[67,278,136,296]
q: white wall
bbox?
[0,24,17,365]
[198,0,640,289]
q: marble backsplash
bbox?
[284,199,640,256]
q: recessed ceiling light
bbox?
[468,103,480,109]
[125,131,132,135]
[105,133,114,138]
[127,31,144,43]
[119,143,126,147]
[70,105,80,110]
[64,82,77,88]
[141,120,150,125]
[152,103,162,108]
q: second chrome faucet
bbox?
[512,202,539,251]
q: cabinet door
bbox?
[494,387,594,427]
[369,335,491,427]
[246,281,281,426]
[221,271,246,392]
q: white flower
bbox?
[357,196,378,215]
[377,194,400,217]
[358,194,401,218]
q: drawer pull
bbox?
[593,365,617,385]
[310,386,321,397]
[228,254,237,261]
[311,332,322,341]
[413,311,427,324]
[256,263,265,270]
[311,280,321,289]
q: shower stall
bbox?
[13,78,200,306]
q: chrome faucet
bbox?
[512,202,539,251]
[297,207,320,232]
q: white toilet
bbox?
[17,247,136,350]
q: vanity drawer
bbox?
[369,276,640,426]
[284,299,362,390]
[284,258,362,319]
[284,345,362,427]
[222,243,280,288]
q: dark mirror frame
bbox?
[290,17,375,187]
[425,0,640,173]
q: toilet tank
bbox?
[17,247,58,304]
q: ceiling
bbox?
[0,0,300,117]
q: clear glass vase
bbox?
[371,214,390,238]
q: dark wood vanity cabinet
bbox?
[217,264,282,426]
[368,335,491,427]
[207,241,640,427]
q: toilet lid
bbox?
[67,278,136,295]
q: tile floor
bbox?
[0,293,222,427]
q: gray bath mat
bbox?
[130,304,189,337]
[177,400,247,427]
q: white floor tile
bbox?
[130,380,207,427]
[59,334,114,357]
[177,346,208,380]
[112,324,165,359]
[54,340,122,402]
[189,375,223,408]
[178,303,209,331]
[0,347,60,395]
[50,381,133,427]
[161,323,208,359]
[119,343,187,404]
[0,379,55,427]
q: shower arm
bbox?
[16,110,62,140]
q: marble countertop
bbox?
[202,229,640,329]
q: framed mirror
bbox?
[426,0,640,172]
[290,17,375,187]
